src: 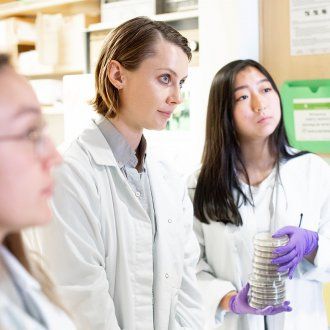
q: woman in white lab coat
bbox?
[0,54,75,329]
[32,17,204,330]
[188,59,330,330]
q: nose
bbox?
[166,85,182,105]
[252,94,266,113]
[40,136,62,169]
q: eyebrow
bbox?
[12,106,40,119]
[234,78,269,92]
[157,68,188,80]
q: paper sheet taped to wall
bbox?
[294,98,330,140]
[290,0,330,56]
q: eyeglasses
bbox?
[0,124,50,157]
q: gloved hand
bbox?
[272,226,319,279]
[229,283,292,315]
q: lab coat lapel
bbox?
[79,120,150,221]
[146,158,181,330]
[146,158,179,239]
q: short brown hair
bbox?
[92,16,191,118]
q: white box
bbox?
[29,79,63,105]
[101,0,155,25]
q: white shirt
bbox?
[240,167,277,234]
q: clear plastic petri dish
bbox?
[249,275,285,288]
[252,261,278,271]
[250,289,286,300]
[253,267,288,277]
[254,246,276,254]
[254,249,276,259]
[250,284,286,294]
[253,232,289,248]
[250,296,285,306]
[252,272,288,282]
[249,299,284,309]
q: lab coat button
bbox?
[168,219,172,223]
[165,273,169,279]
[135,191,141,197]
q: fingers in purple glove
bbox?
[274,301,292,313]
[273,240,297,255]
[256,306,274,315]
[272,248,297,265]
[254,301,292,315]
[272,226,296,238]
[277,256,298,272]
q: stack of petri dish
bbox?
[249,232,289,309]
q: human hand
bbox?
[229,283,292,315]
[272,226,318,279]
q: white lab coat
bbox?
[0,245,75,330]
[187,153,330,330]
[31,120,204,330]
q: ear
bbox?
[107,60,126,89]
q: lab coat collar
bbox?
[0,244,41,291]
[77,118,118,167]
[78,118,152,169]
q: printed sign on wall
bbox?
[290,0,330,56]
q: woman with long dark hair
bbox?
[0,54,75,329]
[188,59,330,329]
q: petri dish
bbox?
[250,289,286,300]
[253,267,288,277]
[249,299,284,309]
[252,272,288,282]
[250,296,285,306]
[254,232,289,248]
[250,284,285,294]
[254,249,276,258]
[252,261,278,271]
[249,275,284,288]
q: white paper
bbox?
[290,0,330,55]
[294,97,330,140]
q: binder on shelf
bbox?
[281,79,330,154]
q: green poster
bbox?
[281,80,330,153]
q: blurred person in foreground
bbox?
[0,53,75,329]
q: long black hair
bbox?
[194,59,307,226]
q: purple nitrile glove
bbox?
[272,226,319,279]
[229,283,292,315]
